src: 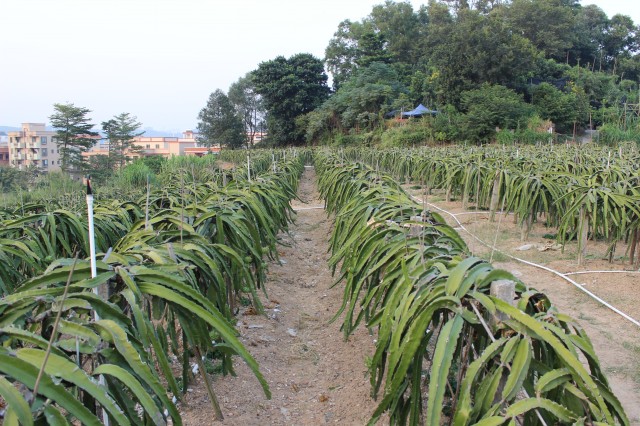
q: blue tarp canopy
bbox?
[402,104,437,117]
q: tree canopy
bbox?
[101,112,145,170]
[197,89,245,150]
[200,0,640,146]
[252,53,330,145]
[228,74,264,148]
[49,103,98,174]
[318,0,639,144]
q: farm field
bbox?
[178,163,640,425]
[1,148,638,425]
[400,187,640,423]
[0,153,304,425]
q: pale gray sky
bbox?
[1,0,638,132]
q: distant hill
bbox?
[141,127,184,137]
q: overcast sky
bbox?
[1,0,638,132]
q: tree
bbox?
[602,14,638,68]
[324,2,426,89]
[307,62,408,142]
[571,5,610,68]
[0,165,27,191]
[425,6,538,107]
[325,20,371,89]
[101,112,145,170]
[86,155,114,185]
[460,83,533,143]
[252,53,329,145]
[49,103,98,174]
[499,0,576,61]
[368,1,427,65]
[530,82,589,133]
[228,74,264,148]
[197,89,245,150]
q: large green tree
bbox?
[571,5,610,68]
[101,112,144,170]
[252,53,329,145]
[228,74,264,148]
[197,89,245,150]
[49,103,98,174]
[602,14,639,68]
[324,1,426,89]
[498,0,576,61]
[426,5,538,107]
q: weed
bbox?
[204,358,224,375]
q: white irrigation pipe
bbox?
[453,211,511,217]
[411,195,640,328]
[293,206,324,211]
[564,270,640,276]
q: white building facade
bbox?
[7,123,61,171]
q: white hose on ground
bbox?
[411,195,640,328]
[453,211,511,216]
[564,270,640,276]
[293,206,325,211]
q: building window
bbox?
[41,136,47,145]
[155,144,160,149]
[146,144,150,149]
[42,148,48,156]
[43,160,48,167]
[32,137,37,143]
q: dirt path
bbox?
[181,167,384,425]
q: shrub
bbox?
[116,160,155,189]
[380,120,433,147]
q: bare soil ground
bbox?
[180,167,386,425]
[179,169,639,425]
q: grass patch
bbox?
[485,251,509,262]
[577,313,598,324]
[622,341,640,356]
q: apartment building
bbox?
[84,130,220,161]
[0,132,9,166]
[7,123,60,171]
